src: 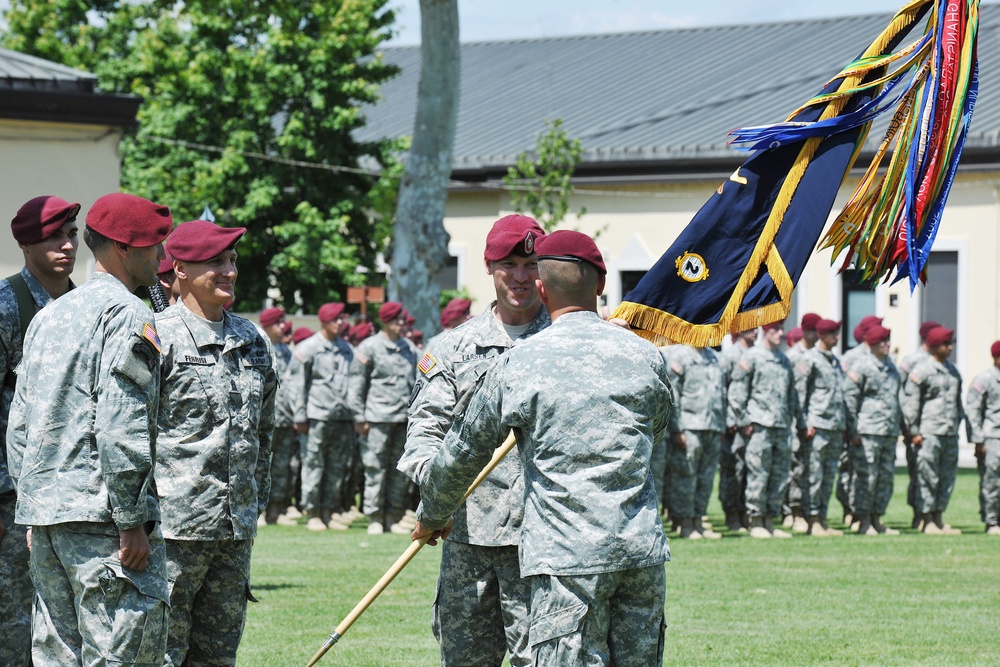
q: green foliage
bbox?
[1,0,403,312]
[439,286,471,309]
[503,118,586,232]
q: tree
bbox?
[386,0,460,338]
[503,118,586,232]
[1,0,402,312]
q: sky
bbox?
[386,0,915,45]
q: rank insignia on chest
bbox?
[418,352,437,374]
[142,323,161,353]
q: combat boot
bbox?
[934,511,961,535]
[764,516,791,539]
[694,517,721,540]
[820,519,844,537]
[921,513,945,534]
[807,516,827,537]
[871,514,899,535]
[856,515,877,536]
[725,511,743,532]
[306,511,327,532]
[276,512,298,526]
[284,505,304,520]
[781,514,794,529]
[911,509,922,530]
[986,524,1000,535]
[679,517,703,539]
[749,516,771,539]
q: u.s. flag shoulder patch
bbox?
[418,352,437,375]
[142,323,161,353]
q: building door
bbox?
[921,251,959,361]
[840,269,877,354]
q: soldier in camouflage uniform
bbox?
[156,221,276,666]
[665,344,725,539]
[901,326,968,535]
[783,313,820,532]
[259,306,296,525]
[414,230,670,667]
[843,325,902,536]
[964,340,1000,535]
[898,320,940,527]
[728,320,804,538]
[0,195,80,666]
[399,214,547,667]
[291,302,355,531]
[795,318,848,537]
[719,328,758,532]
[350,301,418,535]
[7,193,172,666]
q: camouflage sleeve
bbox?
[664,351,683,434]
[400,342,456,485]
[794,357,812,419]
[654,352,676,441]
[256,346,279,515]
[790,368,805,433]
[290,346,311,424]
[958,377,972,442]
[727,357,752,428]
[347,343,372,423]
[900,370,924,436]
[99,308,160,531]
[842,367,864,439]
[416,360,507,530]
[5,368,26,490]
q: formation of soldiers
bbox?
[657,312,1000,540]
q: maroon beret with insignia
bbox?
[534,229,607,275]
[86,193,172,248]
[11,195,81,245]
[484,214,545,261]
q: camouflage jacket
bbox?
[272,341,294,427]
[901,357,967,437]
[6,272,160,529]
[728,345,804,431]
[898,348,930,391]
[400,304,550,546]
[417,311,671,576]
[719,341,751,428]
[839,343,869,372]
[843,347,902,438]
[795,346,847,431]
[664,345,725,433]
[348,332,418,424]
[155,302,276,541]
[965,365,1000,443]
[290,332,354,423]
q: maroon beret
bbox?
[166,220,246,262]
[259,307,285,328]
[405,311,416,326]
[762,320,784,332]
[86,193,172,247]
[281,320,293,335]
[785,326,803,346]
[353,321,373,341]
[379,301,404,322]
[411,329,424,344]
[924,326,954,347]
[799,313,821,332]
[864,325,891,346]
[292,327,315,345]
[157,252,175,276]
[440,298,472,328]
[816,319,841,336]
[991,340,1000,359]
[919,320,941,341]
[535,229,606,275]
[11,195,80,245]
[318,302,346,323]
[484,214,545,261]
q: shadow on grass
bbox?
[252,582,303,592]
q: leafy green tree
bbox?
[503,118,586,232]
[2,0,402,312]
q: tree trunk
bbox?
[388,0,459,338]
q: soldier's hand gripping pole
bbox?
[305,431,518,667]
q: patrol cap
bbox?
[292,327,314,344]
[919,320,941,341]
[991,340,1000,358]
[761,320,785,332]
[535,229,607,275]
[11,195,81,245]
[157,252,175,276]
[260,307,285,328]
[484,214,544,261]
[785,326,803,346]
[924,326,954,347]
[865,325,891,346]
[86,193,172,247]
[166,219,246,262]
[816,319,841,336]
[799,313,821,332]
[318,302,345,323]
[379,301,404,322]
[440,298,472,327]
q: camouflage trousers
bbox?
[805,428,844,519]
[982,438,1000,525]
[301,419,355,513]
[0,494,32,666]
[784,431,811,514]
[649,436,667,512]
[744,425,791,518]
[528,564,666,666]
[906,439,919,509]
[915,434,959,513]
[668,430,721,518]
[718,431,747,515]
[850,435,897,516]
[835,445,854,515]
[268,425,297,509]
[434,541,530,667]
[165,538,254,667]
[361,422,409,523]
[30,522,168,667]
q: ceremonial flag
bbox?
[613,0,977,346]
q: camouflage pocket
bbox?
[528,600,587,648]
[101,559,170,665]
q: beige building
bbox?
[0,48,139,280]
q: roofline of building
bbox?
[0,88,142,128]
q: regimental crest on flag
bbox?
[418,352,437,375]
[675,252,709,283]
[142,323,161,353]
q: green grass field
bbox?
[242,468,1000,666]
